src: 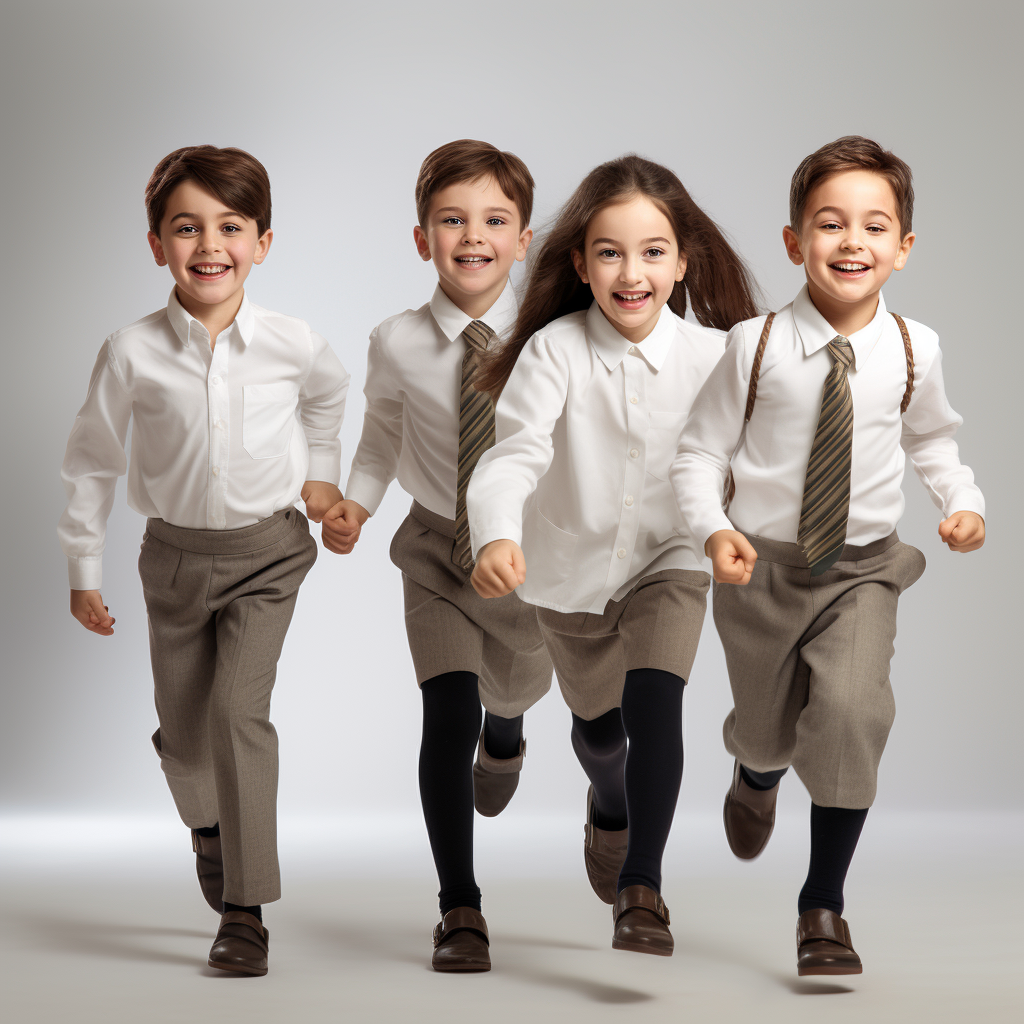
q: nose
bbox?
[198,229,222,254]
[461,221,485,245]
[840,229,865,252]
[620,255,644,285]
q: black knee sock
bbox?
[420,671,483,915]
[740,765,788,791]
[193,823,220,838]
[483,711,523,760]
[617,668,686,894]
[223,901,262,921]
[797,803,869,916]
[571,709,628,831]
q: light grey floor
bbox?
[2,812,1021,1024]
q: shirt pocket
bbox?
[242,382,300,460]
[531,507,579,583]
[645,409,685,481]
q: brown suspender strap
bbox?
[744,312,775,421]
[890,312,915,413]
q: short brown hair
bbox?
[790,136,914,235]
[415,139,534,229]
[145,145,272,236]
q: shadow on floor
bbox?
[778,976,854,995]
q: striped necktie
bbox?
[453,319,496,571]
[798,336,855,576]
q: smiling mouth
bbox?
[454,255,493,267]
[613,291,651,307]
[189,264,231,277]
[829,262,870,275]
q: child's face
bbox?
[413,175,532,312]
[148,180,272,313]
[783,169,915,314]
[573,196,686,345]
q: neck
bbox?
[175,286,245,349]
[439,278,506,321]
[805,281,879,338]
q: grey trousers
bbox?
[138,509,317,905]
[713,531,926,809]
[537,569,710,720]
[390,502,553,718]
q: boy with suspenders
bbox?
[672,137,986,976]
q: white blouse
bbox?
[469,302,722,614]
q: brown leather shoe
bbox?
[191,830,224,913]
[208,911,269,976]
[584,786,628,904]
[611,885,673,956]
[796,908,863,976]
[723,760,780,860]
[431,907,491,972]
[473,728,525,817]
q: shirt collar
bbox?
[586,301,675,372]
[792,283,887,368]
[429,280,518,344]
[166,288,255,349]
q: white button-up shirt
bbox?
[672,285,986,551]
[59,290,350,589]
[468,302,723,614]
[345,282,517,519]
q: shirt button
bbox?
[629,395,638,405]
[617,548,627,559]
[624,495,634,507]
[215,419,225,429]
[629,346,637,354]
[211,376,222,385]
[630,449,639,459]
[212,467,220,477]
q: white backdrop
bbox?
[1,0,1019,824]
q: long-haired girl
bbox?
[468,154,758,955]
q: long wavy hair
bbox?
[476,154,760,398]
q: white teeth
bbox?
[833,263,868,271]
[193,265,228,274]
[457,256,489,262]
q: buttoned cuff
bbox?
[344,471,389,517]
[470,517,523,559]
[942,488,986,522]
[68,556,102,591]
[306,452,341,487]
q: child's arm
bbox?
[298,331,350,524]
[671,323,754,579]
[468,333,570,597]
[323,329,404,554]
[900,335,986,553]
[58,339,133,634]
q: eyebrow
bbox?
[590,236,672,247]
[434,206,515,216]
[813,206,893,221]
[169,211,246,222]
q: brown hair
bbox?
[415,139,534,229]
[145,145,272,236]
[790,136,914,235]
[476,154,760,398]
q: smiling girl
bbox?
[467,155,758,955]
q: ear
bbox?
[148,231,167,266]
[571,249,588,284]
[252,228,273,266]
[413,225,432,262]
[515,226,533,262]
[893,231,916,271]
[675,253,687,282]
[782,225,804,266]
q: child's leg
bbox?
[420,672,483,914]
[482,711,523,759]
[618,668,685,894]
[799,804,869,915]
[571,709,628,831]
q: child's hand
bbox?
[471,540,526,598]
[70,589,115,635]
[938,511,985,552]
[705,530,758,585]
[321,499,369,555]
[301,480,344,523]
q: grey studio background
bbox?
[1,1,1021,1022]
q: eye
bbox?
[486,217,505,226]
[442,216,465,226]
[222,224,241,234]
[820,221,842,231]
[643,247,665,258]
[866,224,885,233]
[597,248,619,258]
[176,225,198,234]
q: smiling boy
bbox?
[321,139,552,972]
[58,145,351,976]
[672,136,985,976]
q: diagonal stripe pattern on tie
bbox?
[453,319,497,571]
[798,336,855,576]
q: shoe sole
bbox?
[611,939,673,957]
[797,965,863,976]
[431,962,491,972]
[207,959,268,976]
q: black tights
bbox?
[419,672,482,915]
[572,668,686,894]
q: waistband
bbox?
[743,530,900,568]
[145,508,303,554]
[409,500,457,539]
